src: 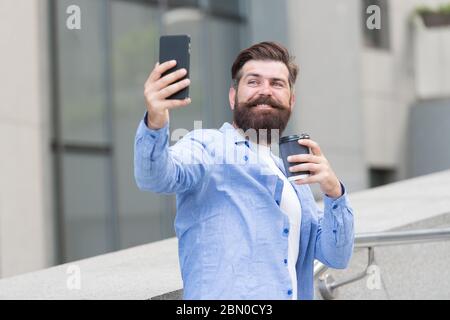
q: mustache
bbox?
[239,96,285,109]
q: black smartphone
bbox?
[159,35,191,100]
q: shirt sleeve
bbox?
[134,112,211,195]
[314,182,355,269]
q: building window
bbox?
[50,0,248,263]
[362,0,390,50]
[369,168,396,188]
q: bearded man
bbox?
[134,42,355,300]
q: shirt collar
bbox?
[219,122,286,172]
[219,122,250,148]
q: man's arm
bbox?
[314,183,355,269]
[287,139,354,267]
[135,60,211,194]
[134,113,210,195]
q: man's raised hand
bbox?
[144,60,191,129]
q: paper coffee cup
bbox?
[279,134,311,181]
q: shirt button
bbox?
[333,204,339,210]
[287,289,293,296]
[283,228,289,235]
[244,156,249,162]
[284,259,288,265]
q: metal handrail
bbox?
[314,227,450,299]
[314,227,450,277]
[354,227,450,248]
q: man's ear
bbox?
[290,92,296,111]
[229,86,236,111]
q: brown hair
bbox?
[231,41,299,91]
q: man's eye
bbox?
[248,80,259,85]
[273,82,284,88]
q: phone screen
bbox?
[159,35,191,100]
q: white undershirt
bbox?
[250,142,302,300]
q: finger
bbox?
[287,154,322,164]
[293,176,314,185]
[145,62,157,87]
[154,68,188,91]
[161,97,192,110]
[298,139,323,157]
[293,173,322,186]
[146,62,160,84]
[289,163,321,174]
[147,60,177,83]
[157,78,191,99]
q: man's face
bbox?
[229,60,295,144]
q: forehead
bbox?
[241,60,289,80]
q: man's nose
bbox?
[258,80,273,96]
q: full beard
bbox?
[233,94,291,145]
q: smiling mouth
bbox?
[254,104,273,109]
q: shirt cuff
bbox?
[323,182,347,206]
[138,111,169,139]
[136,112,170,161]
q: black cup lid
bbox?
[280,134,310,144]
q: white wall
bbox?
[286,0,368,194]
[0,0,54,277]
[362,0,450,179]
[414,20,450,99]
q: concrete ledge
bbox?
[332,169,450,233]
[2,170,450,299]
[0,238,181,300]
[317,212,450,299]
